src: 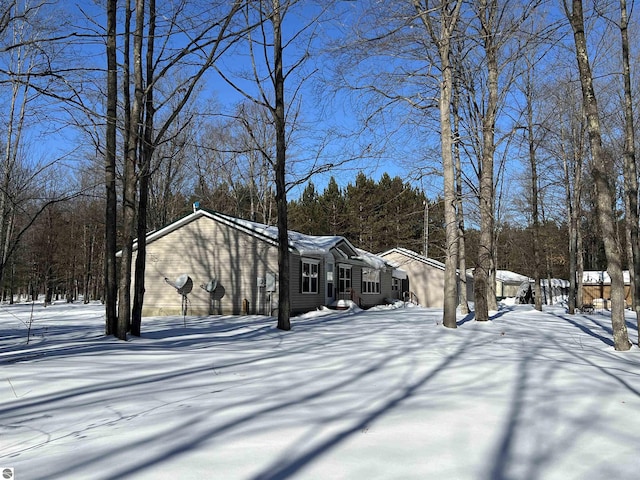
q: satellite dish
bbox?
[175,274,193,295]
[201,278,218,293]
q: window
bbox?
[392,277,400,291]
[301,259,319,294]
[338,265,352,294]
[362,269,380,294]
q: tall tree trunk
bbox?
[440,40,459,328]
[561,122,582,314]
[453,68,469,315]
[566,0,631,350]
[118,0,145,340]
[414,1,462,329]
[83,225,94,304]
[524,65,542,311]
[132,0,155,337]
[474,0,499,321]
[105,0,118,335]
[577,225,584,308]
[619,0,640,344]
[273,0,290,331]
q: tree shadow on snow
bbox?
[553,314,615,347]
[25,313,472,480]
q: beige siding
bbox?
[133,213,397,317]
[381,251,445,307]
[136,215,279,316]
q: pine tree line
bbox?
[287,172,445,260]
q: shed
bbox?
[496,270,530,299]
[582,271,631,307]
[378,248,473,307]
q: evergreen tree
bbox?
[345,173,377,251]
[319,177,346,236]
[289,182,323,235]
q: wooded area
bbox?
[0,0,638,348]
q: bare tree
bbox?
[519,53,544,311]
[104,0,118,335]
[193,103,276,223]
[0,0,87,313]
[412,0,463,329]
[116,0,145,340]
[564,0,631,350]
[618,0,640,344]
[271,0,290,330]
[214,0,331,330]
[452,73,469,314]
[554,79,586,315]
[471,0,501,322]
[108,0,244,338]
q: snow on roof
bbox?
[582,270,631,285]
[540,278,570,288]
[495,270,529,283]
[138,209,392,269]
[216,212,399,269]
[212,211,352,256]
[355,248,390,270]
[378,247,446,271]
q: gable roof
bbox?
[378,247,446,271]
[132,208,389,269]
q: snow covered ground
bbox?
[1,300,639,480]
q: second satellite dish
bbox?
[201,278,218,293]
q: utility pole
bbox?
[423,199,429,258]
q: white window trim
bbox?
[301,258,320,294]
[362,268,381,295]
[338,264,352,294]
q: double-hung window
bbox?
[362,269,380,294]
[301,259,319,294]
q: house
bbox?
[582,270,632,308]
[378,248,473,307]
[128,207,402,317]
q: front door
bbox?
[326,261,335,305]
[338,264,352,300]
